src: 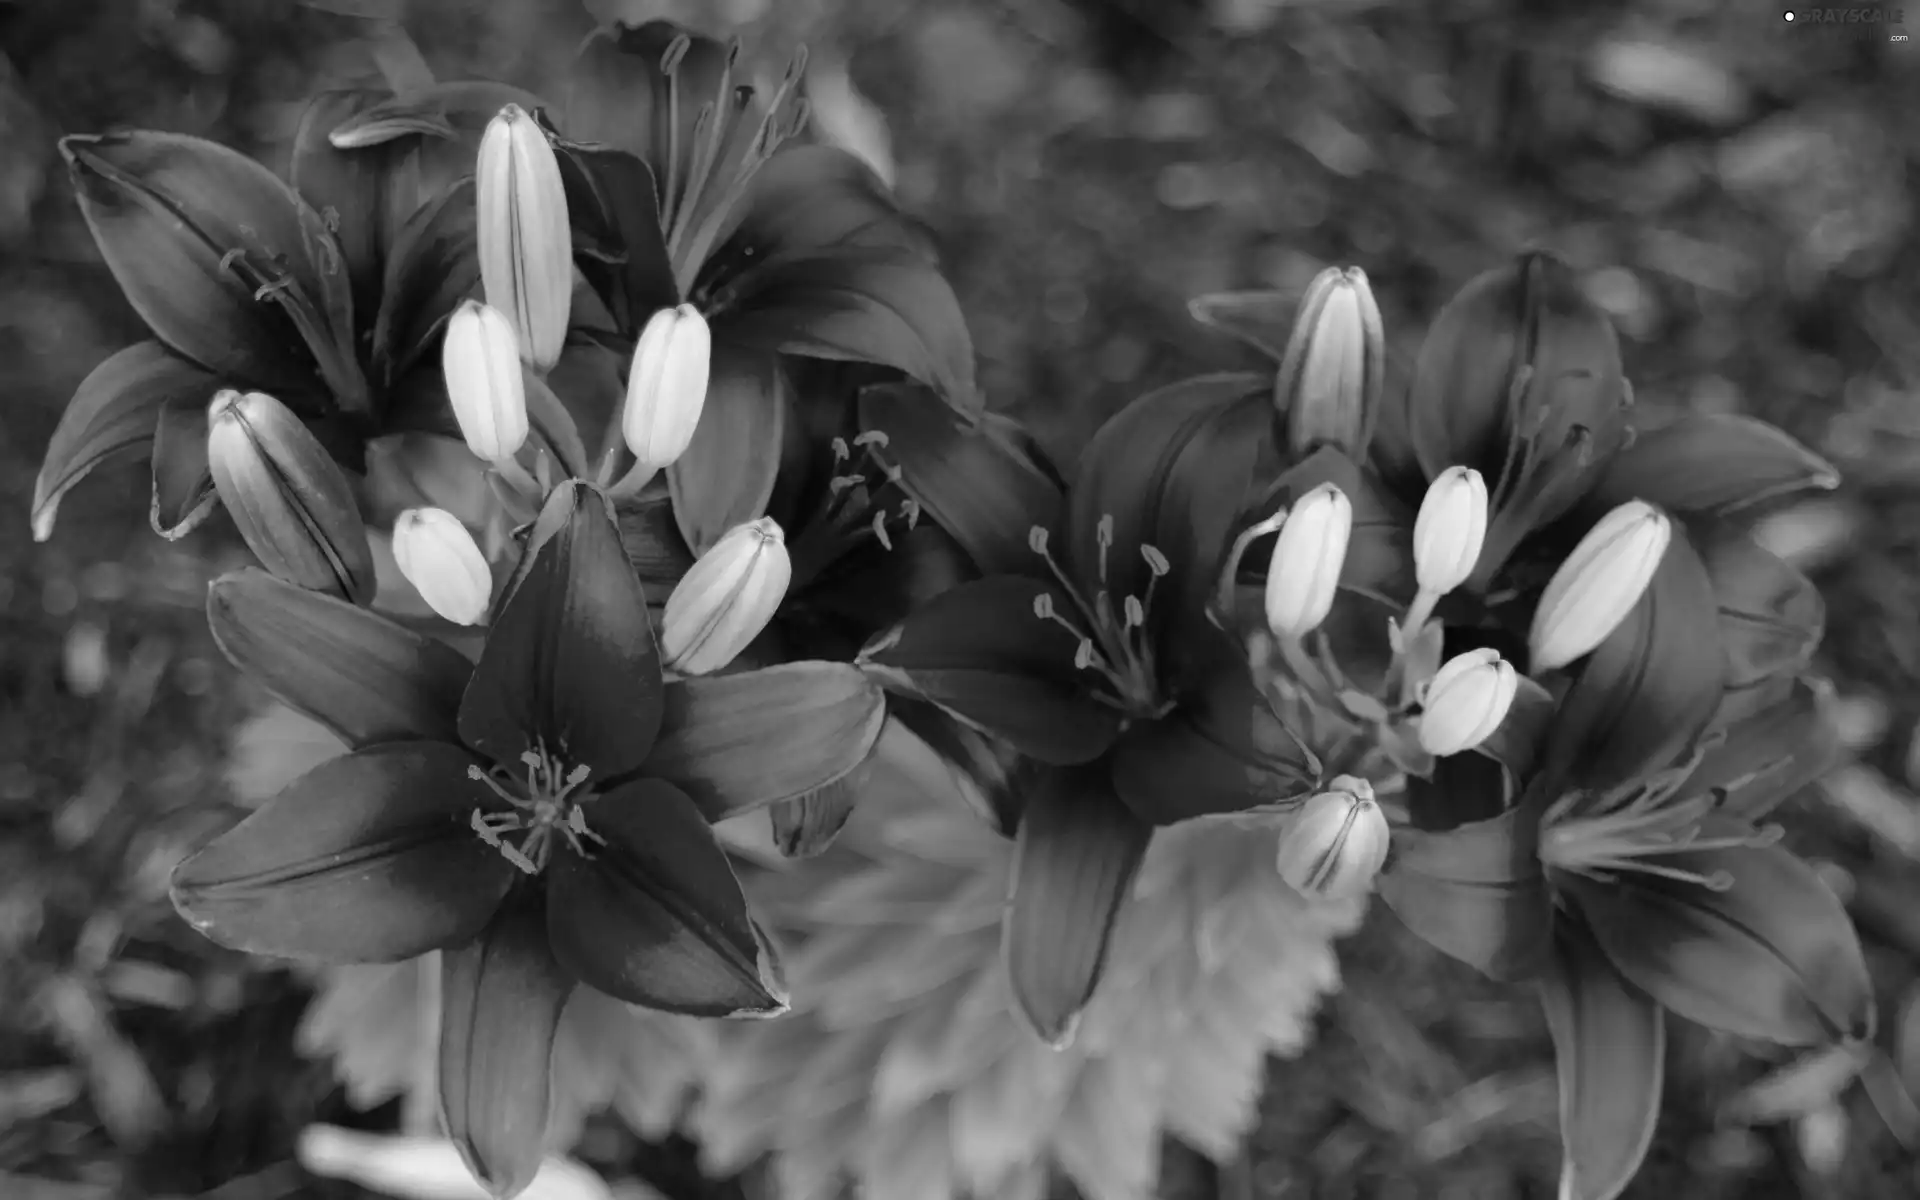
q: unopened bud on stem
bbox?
[1275,775,1390,901]
[1277,267,1384,456]
[1529,499,1671,672]
[392,508,493,626]
[443,300,530,464]
[1264,483,1351,640]
[623,304,711,473]
[477,104,574,372]
[1413,466,1488,598]
[1417,648,1518,756]
[662,517,791,675]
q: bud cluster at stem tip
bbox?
[1275,774,1389,901]
[624,303,712,473]
[1417,648,1518,756]
[661,517,792,675]
[1529,499,1671,672]
[443,300,530,465]
[476,104,574,373]
[1264,482,1352,640]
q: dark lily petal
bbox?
[859,576,1125,766]
[61,130,344,395]
[1109,666,1317,824]
[438,898,572,1200]
[1699,529,1824,726]
[717,245,980,420]
[150,399,218,539]
[380,359,460,440]
[767,753,876,858]
[563,20,732,200]
[547,137,677,333]
[1594,414,1839,517]
[329,80,545,147]
[461,481,665,778]
[1252,444,1417,605]
[372,177,480,384]
[719,144,932,259]
[1539,914,1666,1200]
[616,488,697,603]
[669,347,787,556]
[1563,830,1875,1047]
[1688,678,1843,822]
[859,380,1065,577]
[522,370,593,482]
[547,777,786,1016]
[290,88,395,318]
[1378,800,1554,981]
[648,662,886,821]
[170,742,511,962]
[1545,525,1725,792]
[543,334,630,449]
[1473,676,1559,799]
[208,568,472,747]
[31,342,217,542]
[1186,289,1294,363]
[1002,763,1154,1047]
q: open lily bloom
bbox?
[170,481,884,1197]
[860,373,1320,1043]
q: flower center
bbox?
[1540,771,1781,891]
[467,746,601,875]
[1027,515,1173,721]
[787,429,921,589]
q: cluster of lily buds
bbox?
[661,516,792,675]
[1417,648,1518,757]
[1277,267,1384,457]
[1264,482,1352,640]
[622,303,712,476]
[476,105,573,374]
[1274,775,1391,901]
[391,508,494,627]
[1529,499,1671,672]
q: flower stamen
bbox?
[465,745,597,874]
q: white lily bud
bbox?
[662,517,791,675]
[1275,775,1390,901]
[391,508,493,626]
[1264,483,1352,640]
[1418,648,1518,756]
[1280,266,1385,456]
[1412,466,1488,597]
[1529,499,1672,672]
[442,300,529,463]
[623,303,711,472]
[477,105,574,373]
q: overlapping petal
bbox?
[668,348,787,556]
[563,20,733,201]
[547,138,677,333]
[1684,678,1842,822]
[1698,529,1824,725]
[719,144,933,259]
[1594,414,1838,517]
[371,178,481,386]
[1378,801,1553,981]
[1253,444,1416,605]
[150,399,218,538]
[1108,666,1317,824]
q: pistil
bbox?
[467,746,600,875]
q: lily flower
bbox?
[858,372,1319,1044]
[171,480,885,1199]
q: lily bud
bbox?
[1418,648,1518,756]
[1412,466,1488,597]
[1275,775,1390,901]
[207,389,375,604]
[1277,266,1384,456]
[443,300,530,463]
[477,105,574,373]
[1530,500,1671,672]
[623,304,711,472]
[1264,483,1351,640]
[392,508,493,626]
[661,517,791,675]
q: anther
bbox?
[853,430,890,449]
[1141,545,1170,576]
[1028,526,1049,556]
[871,510,893,550]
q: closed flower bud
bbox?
[1264,483,1351,639]
[1529,500,1671,672]
[1418,648,1518,756]
[477,105,574,372]
[207,389,375,604]
[1276,775,1390,901]
[443,300,530,463]
[623,304,711,472]
[392,508,493,626]
[1412,466,1488,597]
[661,517,791,675]
[1278,266,1384,456]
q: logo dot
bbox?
[1784,9,1795,18]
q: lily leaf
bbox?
[669,348,788,556]
[1186,288,1295,363]
[461,482,665,779]
[648,662,887,822]
[860,381,1064,577]
[719,244,980,420]
[438,899,572,1200]
[151,400,219,539]
[1699,529,1824,726]
[32,342,217,543]
[1564,829,1875,1047]
[1539,915,1666,1200]
[859,576,1124,767]
[372,177,480,384]
[208,568,473,748]
[169,742,511,962]
[1686,678,1843,822]
[1109,664,1317,825]
[1002,764,1153,1047]
[1594,414,1839,517]
[546,777,787,1017]
[1378,800,1554,981]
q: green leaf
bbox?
[669,347,787,556]
[461,481,665,779]
[1687,678,1843,822]
[1564,830,1875,1047]
[209,568,473,748]
[31,342,217,543]
[1378,802,1553,981]
[1186,289,1295,363]
[648,662,887,821]
[1539,915,1666,1200]
[1699,529,1824,725]
[1003,764,1153,1047]
[860,576,1124,767]
[170,742,512,962]
[547,778,786,1016]
[438,899,572,1200]
[1595,414,1839,517]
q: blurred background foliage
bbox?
[5,0,1920,1196]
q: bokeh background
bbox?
[5,0,1920,1196]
